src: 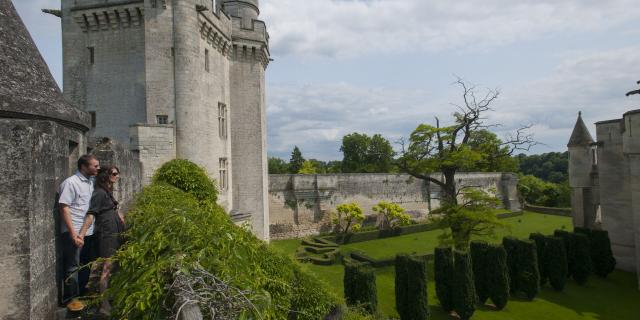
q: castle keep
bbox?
[61,0,271,239]
[568,111,640,289]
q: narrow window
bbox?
[151,0,157,8]
[219,158,228,190]
[89,111,96,128]
[88,47,95,64]
[156,115,168,125]
[218,103,227,139]
[205,49,210,72]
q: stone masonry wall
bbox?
[269,173,521,240]
[129,124,176,185]
[0,119,87,319]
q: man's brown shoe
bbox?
[66,298,86,312]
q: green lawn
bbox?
[271,212,640,319]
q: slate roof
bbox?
[0,0,89,130]
[568,112,594,147]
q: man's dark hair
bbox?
[77,154,97,171]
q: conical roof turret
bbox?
[567,111,594,147]
[0,0,90,130]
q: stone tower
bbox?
[567,112,599,228]
[60,0,270,240]
[0,0,91,317]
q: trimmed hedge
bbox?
[152,159,218,202]
[529,233,548,286]
[590,230,617,277]
[395,254,430,320]
[516,239,540,300]
[434,247,454,313]
[545,236,568,291]
[554,230,574,277]
[502,236,520,293]
[470,241,490,304]
[325,211,523,245]
[571,232,592,285]
[344,261,378,314]
[453,250,476,320]
[486,244,510,310]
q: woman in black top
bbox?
[79,165,124,314]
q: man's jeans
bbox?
[62,232,97,302]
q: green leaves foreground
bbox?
[108,160,339,319]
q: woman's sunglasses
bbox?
[111,172,120,177]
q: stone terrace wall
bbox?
[269,173,520,240]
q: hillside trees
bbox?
[341,132,395,173]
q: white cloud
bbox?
[267,46,640,159]
[263,0,640,58]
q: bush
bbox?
[516,239,540,300]
[529,233,548,286]
[332,203,365,234]
[554,230,574,277]
[344,261,378,314]
[590,230,616,277]
[395,254,429,320]
[544,236,568,291]
[486,244,509,310]
[470,241,490,304]
[372,201,411,230]
[571,233,592,285]
[153,159,218,202]
[109,160,338,319]
[434,247,454,312]
[453,250,476,320]
[502,237,519,293]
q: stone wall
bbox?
[91,137,143,213]
[268,173,521,240]
[129,124,177,185]
[0,119,87,319]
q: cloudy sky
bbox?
[14,0,640,161]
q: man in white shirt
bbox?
[58,154,99,309]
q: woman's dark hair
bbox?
[96,165,120,193]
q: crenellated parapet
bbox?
[70,1,145,32]
[198,13,233,56]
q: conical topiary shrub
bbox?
[344,261,378,314]
[529,233,548,286]
[502,236,519,293]
[453,250,476,320]
[590,229,616,277]
[571,232,592,285]
[470,241,490,304]
[395,254,430,320]
[544,236,568,291]
[516,239,540,300]
[434,247,454,313]
[486,244,510,310]
[554,230,574,277]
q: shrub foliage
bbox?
[434,247,454,312]
[486,244,510,310]
[344,261,378,314]
[395,254,429,320]
[590,230,617,277]
[470,241,490,304]
[544,236,568,291]
[554,230,574,277]
[109,160,338,319]
[516,239,540,300]
[529,233,548,286]
[453,250,476,320]
[571,233,592,285]
[502,236,520,293]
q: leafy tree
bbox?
[434,247,454,313]
[516,152,569,184]
[372,201,411,230]
[435,188,505,249]
[486,244,510,310]
[289,146,305,174]
[465,130,518,172]
[298,160,318,174]
[518,175,570,207]
[399,78,534,249]
[326,160,343,173]
[341,132,395,173]
[453,250,476,320]
[268,157,289,174]
[332,203,365,234]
